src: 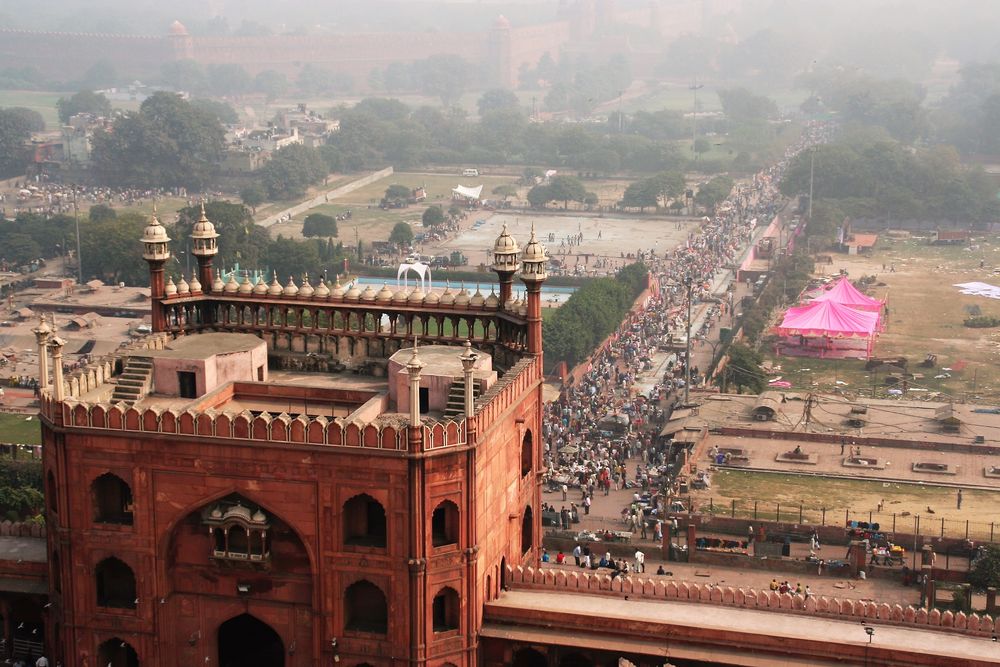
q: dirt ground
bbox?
[762,234,1000,401]
[693,469,1000,540]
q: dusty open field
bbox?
[695,469,1000,539]
[762,235,1000,401]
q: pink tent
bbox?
[775,300,880,338]
[810,278,883,312]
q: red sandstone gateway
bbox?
[39,212,547,666]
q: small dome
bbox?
[176,276,190,294]
[223,274,239,293]
[238,275,253,294]
[439,282,455,305]
[522,225,548,264]
[376,284,393,302]
[493,222,520,255]
[299,274,314,298]
[454,285,471,306]
[189,271,202,293]
[223,503,252,522]
[314,278,330,299]
[392,287,408,304]
[190,202,219,257]
[251,509,267,523]
[407,287,425,304]
[164,276,178,296]
[344,281,361,301]
[505,294,518,311]
[518,295,528,316]
[331,275,346,299]
[209,505,223,519]
[169,19,189,35]
[282,276,299,297]
[253,276,268,295]
[141,211,170,244]
[470,285,485,307]
[485,289,499,308]
[267,273,283,297]
[33,318,52,336]
[360,284,377,301]
[424,289,441,305]
[212,270,225,293]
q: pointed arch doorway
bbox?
[219,614,285,667]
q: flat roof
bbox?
[145,332,264,360]
[0,537,46,563]
[487,589,1000,665]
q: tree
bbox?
[267,236,322,282]
[491,184,518,200]
[255,70,288,101]
[725,343,766,394]
[207,64,252,97]
[90,92,225,189]
[416,54,472,106]
[478,88,520,116]
[56,90,112,124]
[259,144,327,199]
[189,99,238,125]
[970,545,1000,590]
[4,107,44,132]
[78,212,147,285]
[389,222,414,247]
[302,213,339,237]
[695,175,735,212]
[526,184,553,208]
[88,204,116,223]
[693,137,711,155]
[422,205,445,227]
[385,184,412,201]
[0,108,33,178]
[548,175,587,209]
[160,59,206,94]
[718,88,779,124]
[621,179,659,211]
[239,185,266,214]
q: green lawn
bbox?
[0,413,41,446]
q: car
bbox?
[462,168,479,177]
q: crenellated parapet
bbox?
[472,355,540,430]
[504,565,1000,638]
[48,398,468,452]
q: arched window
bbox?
[521,506,533,555]
[51,550,61,594]
[431,500,459,547]
[344,580,387,634]
[47,470,57,514]
[91,473,133,525]
[521,430,533,477]
[432,586,459,633]
[97,637,139,667]
[95,557,136,609]
[343,495,386,548]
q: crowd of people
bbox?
[541,121,834,538]
[0,179,206,219]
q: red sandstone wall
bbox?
[0,30,171,80]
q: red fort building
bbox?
[39,209,547,667]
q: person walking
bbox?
[572,543,582,567]
[583,495,591,515]
[561,483,568,501]
[634,549,645,573]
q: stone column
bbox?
[33,319,52,391]
[406,343,424,433]
[49,337,66,401]
[460,340,478,419]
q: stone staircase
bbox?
[443,376,479,419]
[110,356,153,404]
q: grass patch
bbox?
[0,413,41,446]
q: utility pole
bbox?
[808,146,816,220]
[617,90,624,133]
[690,81,704,156]
[73,186,83,284]
[684,276,694,405]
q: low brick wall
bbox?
[505,564,999,638]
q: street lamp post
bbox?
[683,276,694,405]
[72,187,83,284]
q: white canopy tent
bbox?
[452,184,483,201]
[397,262,432,291]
